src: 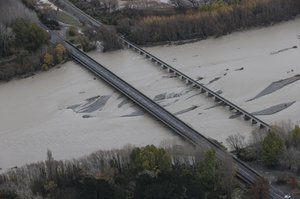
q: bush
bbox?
[0,188,18,199]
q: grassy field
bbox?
[57,11,81,26]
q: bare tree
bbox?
[226,133,245,156]
[250,177,270,199]
[186,0,200,8]
[169,0,190,10]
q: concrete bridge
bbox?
[121,38,271,130]
[55,0,271,130]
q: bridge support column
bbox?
[252,119,258,124]
[214,97,221,102]
[200,89,206,93]
[186,80,191,85]
[243,115,251,121]
[207,93,214,97]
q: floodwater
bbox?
[1,17,300,170]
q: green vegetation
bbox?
[0,0,68,81]
[0,145,239,199]
[128,0,300,44]
[11,18,49,51]
[56,11,81,26]
[68,0,300,45]
[262,131,284,167]
[228,124,300,190]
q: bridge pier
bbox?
[200,88,206,93]
[207,93,214,97]
[214,97,221,102]
[186,80,192,85]
[243,115,251,121]
[252,119,258,124]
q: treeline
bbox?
[127,0,300,44]
[65,0,300,45]
[0,145,248,199]
[227,124,300,188]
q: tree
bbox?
[291,125,300,147]
[197,149,220,191]
[262,132,284,167]
[130,145,172,174]
[96,27,122,52]
[0,188,18,199]
[0,23,15,57]
[11,18,49,52]
[221,155,235,199]
[43,52,53,70]
[289,176,298,190]
[134,171,187,199]
[250,177,270,199]
[169,0,190,11]
[226,133,245,157]
[54,43,67,63]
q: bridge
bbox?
[55,0,271,130]
[58,38,284,199]
[50,1,288,198]
[121,38,271,130]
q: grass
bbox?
[56,11,81,26]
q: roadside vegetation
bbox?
[227,123,300,192]
[0,144,273,199]
[0,0,68,81]
[66,0,300,45]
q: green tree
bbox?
[262,132,284,167]
[197,149,220,191]
[0,188,18,199]
[11,18,49,52]
[130,145,171,174]
[79,177,116,199]
[291,125,300,146]
[134,171,187,199]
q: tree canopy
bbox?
[262,132,284,167]
[11,18,49,52]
